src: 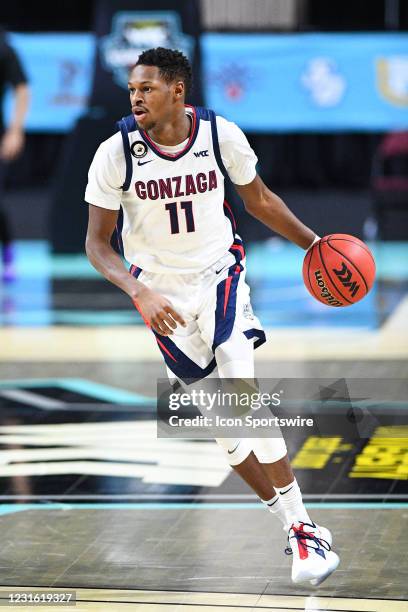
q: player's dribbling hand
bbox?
[132,287,186,336]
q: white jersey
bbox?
[85,105,257,274]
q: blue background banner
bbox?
[4,33,95,132]
[202,33,408,132]
[3,32,408,132]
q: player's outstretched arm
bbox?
[235,174,317,250]
[85,204,185,335]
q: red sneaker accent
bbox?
[294,523,314,560]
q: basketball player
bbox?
[85,48,339,585]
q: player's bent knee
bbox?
[251,437,287,464]
[215,437,252,466]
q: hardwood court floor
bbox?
[0,506,406,604]
[1,588,407,611]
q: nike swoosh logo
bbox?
[227,442,240,454]
[279,485,294,496]
[137,160,153,166]
[215,267,225,274]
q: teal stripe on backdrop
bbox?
[2,241,407,328]
[59,378,154,405]
[0,503,407,516]
[54,311,137,325]
[0,378,154,406]
[246,241,408,281]
[8,241,408,281]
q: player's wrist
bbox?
[306,234,321,251]
[129,281,150,301]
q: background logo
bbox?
[376,56,408,107]
[301,57,346,107]
[100,11,194,89]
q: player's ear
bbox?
[173,80,185,100]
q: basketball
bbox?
[303,234,376,307]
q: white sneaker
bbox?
[283,523,332,546]
[309,525,335,586]
[285,521,339,585]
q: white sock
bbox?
[274,478,312,527]
[261,494,287,529]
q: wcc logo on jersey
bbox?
[194,150,209,158]
[100,11,194,89]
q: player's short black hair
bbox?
[134,47,192,96]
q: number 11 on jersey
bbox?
[165,201,195,234]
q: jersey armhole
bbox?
[116,114,137,192]
[115,114,137,256]
[209,111,229,179]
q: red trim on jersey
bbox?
[156,337,178,362]
[223,276,233,317]
[141,105,197,159]
[223,200,237,231]
[231,244,245,260]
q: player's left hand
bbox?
[0,127,25,161]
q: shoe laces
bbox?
[284,522,331,556]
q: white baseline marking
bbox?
[0,389,65,409]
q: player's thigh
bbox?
[136,270,217,382]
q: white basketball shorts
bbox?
[130,237,266,382]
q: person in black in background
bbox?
[0,28,29,281]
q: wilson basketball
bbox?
[303,234,376,307]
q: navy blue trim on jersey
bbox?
[117,114,137,192]
[194,106,228,178]
[243,328,266,349]
[129,263,143,279]
[212,262,243,352]
[153,331,217,383]
[115,214,124,255]
[209,112,229,179]
[138,105,200,162]
[195,106,211,120]
[229,236,245,263]
[212,240,246,352]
